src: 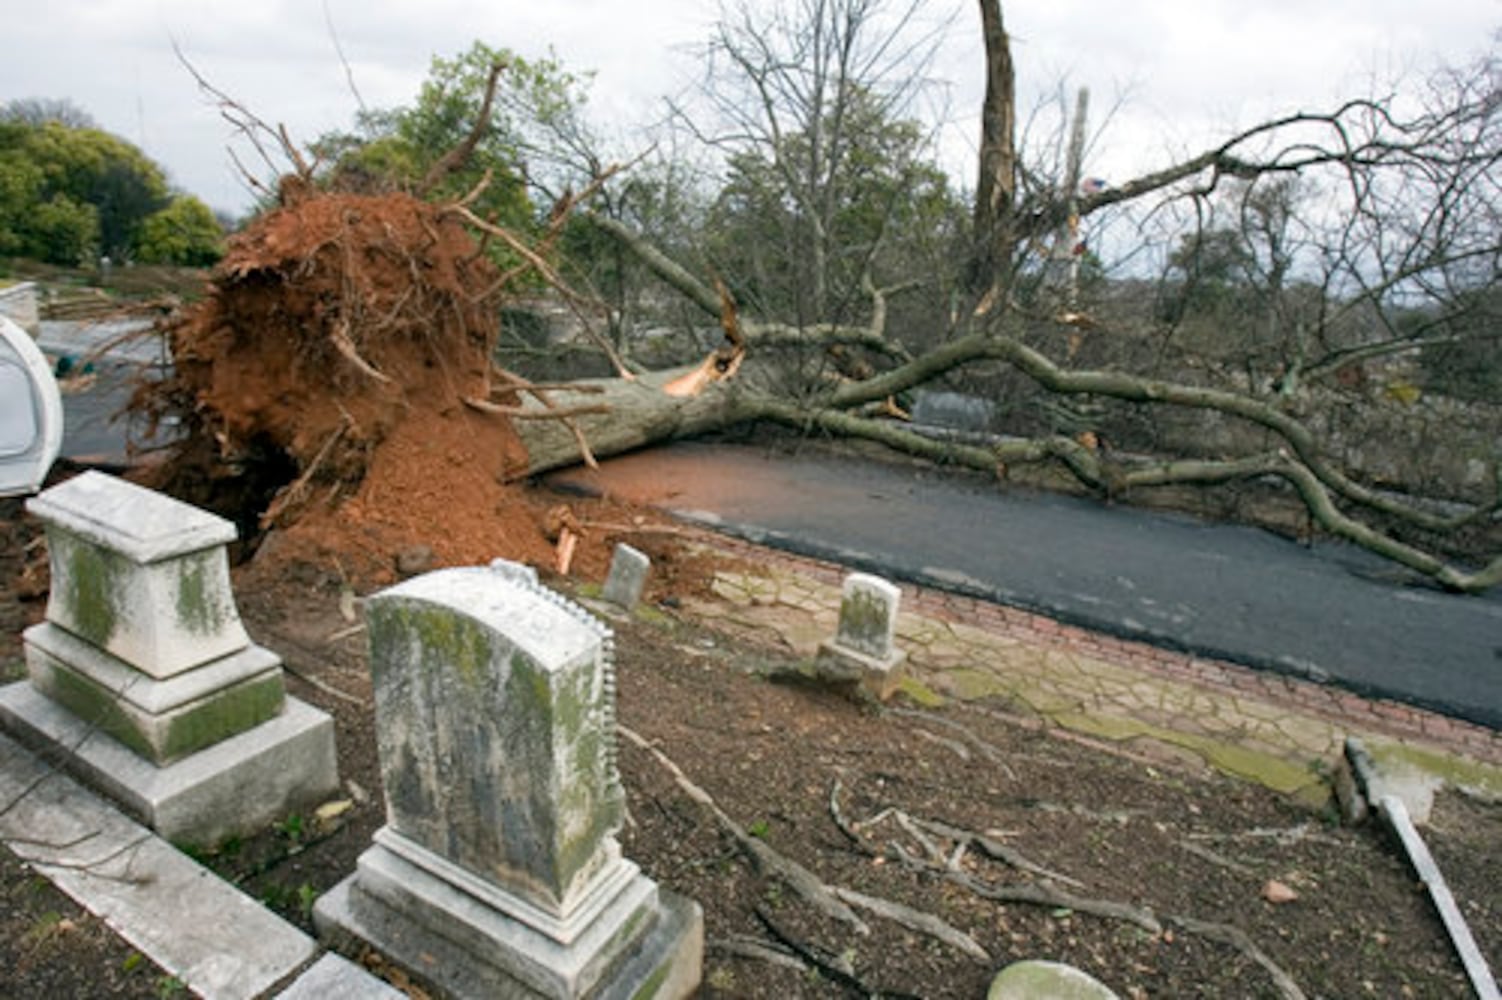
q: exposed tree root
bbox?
[754,907,917,998]
[1168,914,1309,1000]
[708,934,809,973]
[619,723,1008,974]
[830,885,989,961]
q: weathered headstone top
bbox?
[601,542,650,610]
[26,471,249,679]
[365,565,621,918]
[28,470,237,563]
[834,572,902,661]
[988,959,1120,999]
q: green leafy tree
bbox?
[314,42,592,237]
[0,116,171,264]
[135,195,224,266]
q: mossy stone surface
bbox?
[367,570,618,914]
[53,529,125,649]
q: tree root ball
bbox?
[130,186,566,581]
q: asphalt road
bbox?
[551,441,1502,731]
[40,320,167,464]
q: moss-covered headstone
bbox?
[0,472,339,844]
[316,564,701,998]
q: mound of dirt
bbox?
[132,185,608,585]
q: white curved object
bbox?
[0,313,64,496]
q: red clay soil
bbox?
[131,183,635,585]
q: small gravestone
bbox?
[601,542,650,610]
[315,564,702,999]
[814,571,908,700]
[0,472,339,844]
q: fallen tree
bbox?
[135,2,1500,593]
[509,0,1500,592]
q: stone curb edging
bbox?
[0,731,398,1000]
[689,531,1502,768]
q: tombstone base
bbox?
[0,681,338,846]
[815,640,908,701]
[24,621,286,764]
[315,839,703,999]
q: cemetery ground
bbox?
[2,482,1501,999]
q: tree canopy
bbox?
[0,102,222,267]
[313,41,592,238]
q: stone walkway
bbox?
[683,536,1502,810]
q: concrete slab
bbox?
[0,731,318,1000]
[275,953,406,999]
[0,682,339,845]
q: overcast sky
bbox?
[2,0,1495,216]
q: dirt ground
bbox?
[2,481,1500,999]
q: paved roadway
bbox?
[551,441,1502,731]
[39,319,168,463]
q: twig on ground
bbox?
[930,858,1162,934]
[1186,823,1339,847]
[890,708,1017,777]
[914,816,1085,889]
[829,778,1082,888]
[910,728,971,761]
[281,661,369,708]
[1177,839,1257,876]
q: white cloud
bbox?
[0,0,1493,215]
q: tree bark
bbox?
[968,0,1016,298]
[509,365,772,477]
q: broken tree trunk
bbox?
[507,365,774,478]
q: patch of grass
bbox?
[274,813,306,842]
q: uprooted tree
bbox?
[139,1,1501,592]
